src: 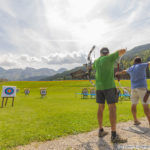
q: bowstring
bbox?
[87,46,96,87]
[117,50,130,95]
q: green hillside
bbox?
[121,44,150,69]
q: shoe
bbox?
[134,120,141,125]
[111,134,127,143]
[98,129,108,137]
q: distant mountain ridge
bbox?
[41,43,150,81]
[122,43,150,58]
[121,43,150,68]
[0,67,67,81]
[40,66,87,81]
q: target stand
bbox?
[1,97,15,108]
[24,88,30,96]
[1,86,16,108]
[16,88,20,93]
[40,88,47,98]
[90,88,96,99]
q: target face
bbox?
[41,90,47,95]
[1,86,16,97]
[5,88,14,95]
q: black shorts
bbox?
[96,88,119,104]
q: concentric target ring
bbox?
[5,88,14,95]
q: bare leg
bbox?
[131,104,139,122]
[97,104,105,129]
[143,104,150,124]
[108,103,116,131]
[109,103,127,143]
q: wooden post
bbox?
[12,97,14,107]
[1,97,4,108]
[5,97,8,107]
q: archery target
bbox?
[16,88,19,93]
[24,89,30,95]
[1,86,16,97]
[40,89,47,96]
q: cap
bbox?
[100,47,109,55]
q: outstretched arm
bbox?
[115,70,127,76]
[118,49,126,57]
[109,48,126,62]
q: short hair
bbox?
[134,57,142,64]
[100,47,109,55]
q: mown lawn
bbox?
[0,80,148,150]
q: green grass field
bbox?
[0,80,148,150]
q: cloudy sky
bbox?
[0,0,150,70]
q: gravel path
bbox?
[16,118,150,150]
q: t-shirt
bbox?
[93,51,119,90]
[126,63,148,89]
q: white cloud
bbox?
[0,0,150,69]
[0,0,16,17]
[0,52,87,69]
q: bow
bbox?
[117,55,123,83]
[86,45,96,86]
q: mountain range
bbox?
[0,67,67,81]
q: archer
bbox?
[116,57,150,126]
[92,47,127,143]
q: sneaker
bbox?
[111,134,127,143]
[98,129,108,137]
[134,120,141,126]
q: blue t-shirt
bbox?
[126,63,148,89]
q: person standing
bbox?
[116,57,150,126]
[93,47,127,143]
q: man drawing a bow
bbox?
[92,47,127,143]
[116,57,150,127]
